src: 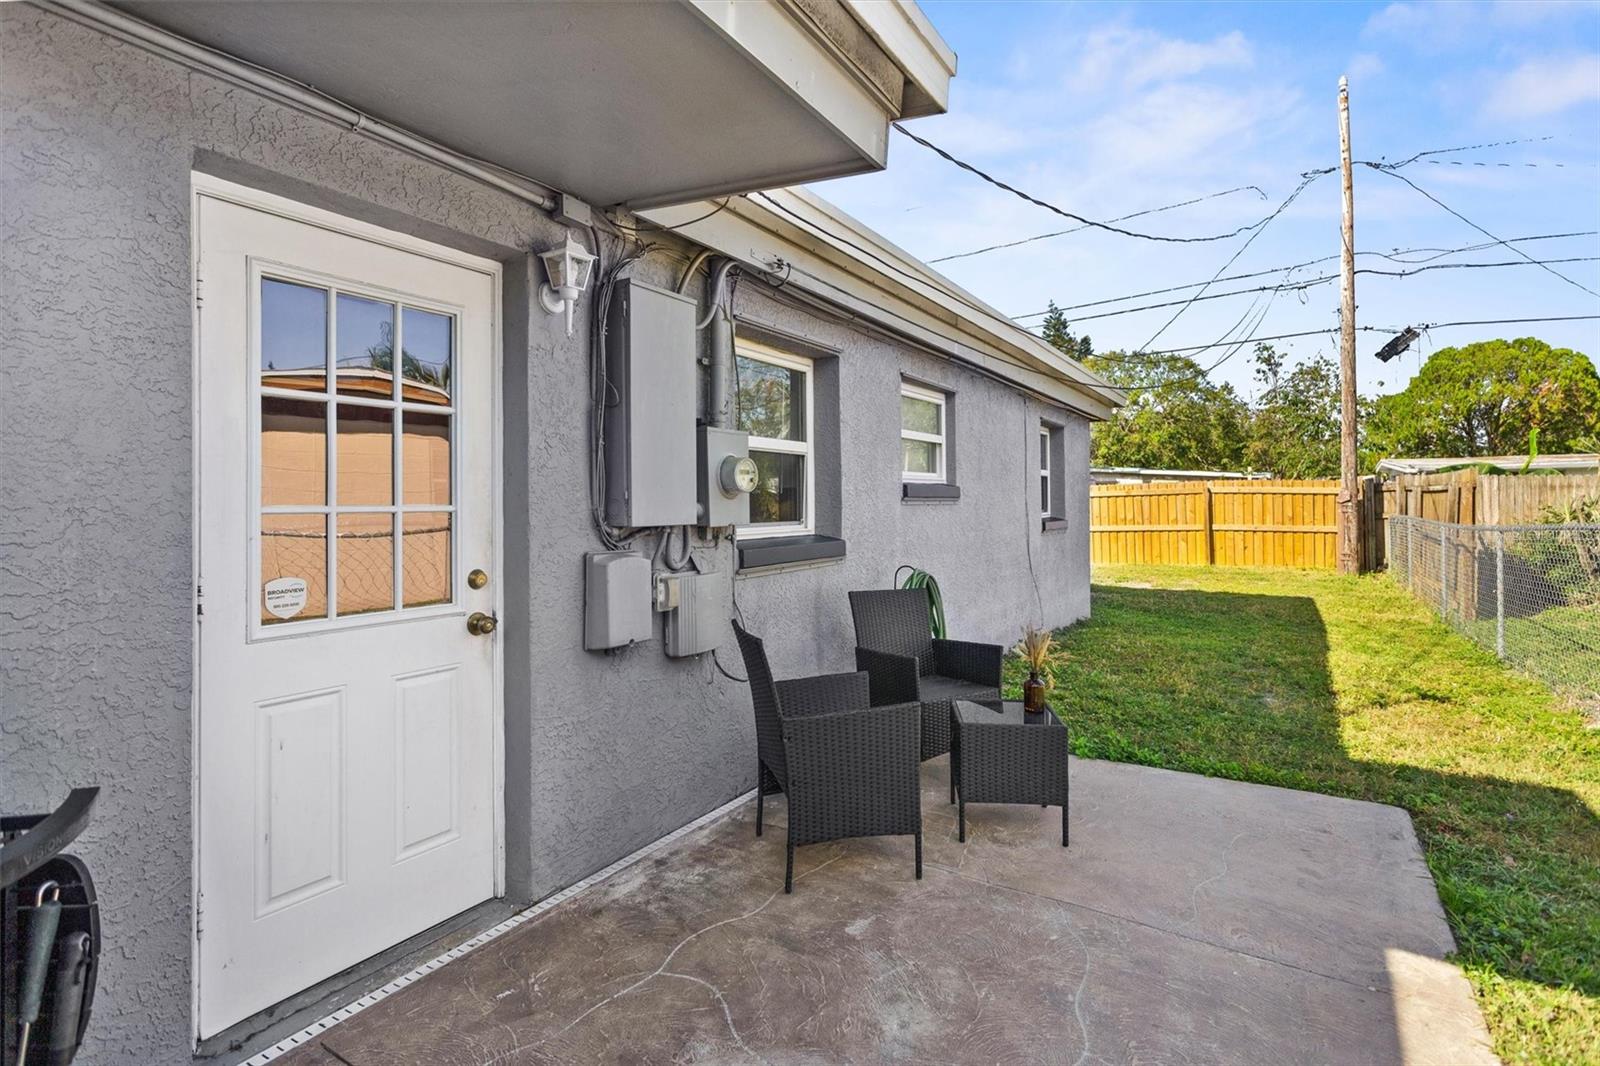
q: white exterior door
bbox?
[194,177,500,1038]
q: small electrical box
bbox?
[603,278,698,527]
[664,568,728,658]
[584,551,652,650]
[697,425,753,528]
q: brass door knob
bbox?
[466,612,498,636]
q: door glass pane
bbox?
[749,450,805,525]
[336,405,394,506]
[903,438,940,475]
[261,396,326,506]
[261,514,328,625]
[260,279,328,391]
[736,357,805,441]
[901,394,940,435]
[336,512,395,617]
[401,411,451,506]
[401,308,452,406]
[335,293,396,400]
[402,512,452,608]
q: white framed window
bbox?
[735,340,814,538]
[900,381,947,483]
[1040,425,1054,517]
[253,265,461,635]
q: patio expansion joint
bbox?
[922,857,1421,1001]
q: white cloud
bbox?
[1082,83,1304,173]
[1364,0,1594,48]
[1346,53,1386,82]
[1071,26,1254,94]
[1484,52,1600,118]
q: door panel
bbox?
[196,182,499,1037]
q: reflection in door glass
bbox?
[400,308,451,405]
[402,512,451,608]
[261,514,328,624]
[335,294,396,400]
[336,512,395,617]
[401,411,451,506]
[261,396,327,506]
[336,405,394,506]
[260,279,328,388]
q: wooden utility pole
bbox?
[1336,75,1360,575]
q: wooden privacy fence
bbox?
[1089,479,1383,570]
[1383,468,1600,526]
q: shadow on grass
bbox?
[1019,582,1599,1018]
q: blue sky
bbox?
[810,0,1600,399]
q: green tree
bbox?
[1243,345,1365,478]
[1366,337,1600,459]
[1080,350,1250,471]
[1039,302,1094,362]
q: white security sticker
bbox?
[264,577,309,620]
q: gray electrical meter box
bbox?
[584,551,652,650]
[697,425,752,528]
[603,278,698,527]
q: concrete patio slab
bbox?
[277,758,1496,1065]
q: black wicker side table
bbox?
[951,700,1070,846]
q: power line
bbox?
[1367,166,1600,299]
[927,183,1267,264]
[1135,169,1328,352]
[1102,314,1600,359]
[1010,232,1598,320]
[1038,256,1600,325]
[1373,135,1556,171]
[1416,158,1596,170]
[893,121,1333,244]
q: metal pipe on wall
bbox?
[705,258,737,429]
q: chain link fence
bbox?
[1388,514,1600,707]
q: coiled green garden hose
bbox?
[895,566,946,640]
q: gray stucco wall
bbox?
[1,9,1090,1063]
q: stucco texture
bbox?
[2,9,1090,1063]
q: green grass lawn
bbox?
[1007,565,1599,1066]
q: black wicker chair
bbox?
[732,621,923,893]
[848,588,1004,762]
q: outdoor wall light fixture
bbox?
[538,234,597,336]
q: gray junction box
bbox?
[603,278,699,527]
[664,568,727,658]
[584,551,653,651]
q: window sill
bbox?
[902,482,961,501]
[1042,516,1070,533]
[737,534,847,573]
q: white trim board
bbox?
[241,789,759,1065]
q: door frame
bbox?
[187,172,506,1044]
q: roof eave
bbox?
[636,192,1126,419]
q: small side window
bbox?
[735,340,814,538]
[1040,426,1053,516]
[1040,421,1065,523]
[900,382,947,483]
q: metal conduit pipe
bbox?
[39,0,560,212]
[676,249,716,294]
[704,258,738,429]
